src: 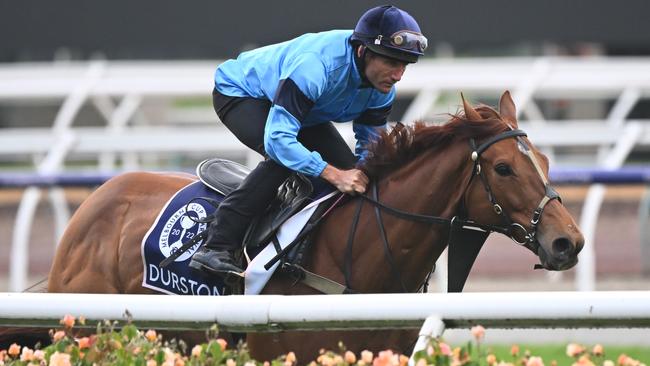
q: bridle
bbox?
[466,128,562,254]
[348,128,563,291]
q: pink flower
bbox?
[361,350,374,364]
[217,338,228,351]
[145,330,157,342]
[439,342,452,356]
[344,351,357,364]
[573,355,595,366]
[7,344,20,357]
[415,359,427,366]
[286,351,297,364]
[49,352,71,366]
[471,325,485,341]
[486,354,497,365]
[20,347,33,362]
[33,350,44,361]
[60,314,75,328]
[526,356,544,366]
[566,343,585,358]
[226,359,236,366]
[191,345,202,358]
[146,360,157,366]
[52,330,66,342]
[592,344,604,356]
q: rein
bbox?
[343,128,563,292]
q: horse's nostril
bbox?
[552,237,572,256]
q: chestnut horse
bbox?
[47,92,584,361]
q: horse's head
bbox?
[462,91,584,271]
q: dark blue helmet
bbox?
[351,5,427,63]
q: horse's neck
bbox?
[312,143,473,293]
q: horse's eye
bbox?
[495,163,513,176]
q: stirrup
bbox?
[189,259,244,276]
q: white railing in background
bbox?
[2,58,650,292]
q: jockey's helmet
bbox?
[351,5,427,63]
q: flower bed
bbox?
[0,317,646,366]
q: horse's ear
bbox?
[499,90,518,128]
[461,93,482,121]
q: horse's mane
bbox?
[362,106,510,179]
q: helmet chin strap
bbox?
[353,44,372,88]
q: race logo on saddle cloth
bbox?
[141,181,226,296]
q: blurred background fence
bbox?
[1,0,650,296]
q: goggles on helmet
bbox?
[374,30,428,53]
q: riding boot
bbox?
[190,159,291,275]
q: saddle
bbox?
[197,158,317,261]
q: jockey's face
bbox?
[359,46,408,94]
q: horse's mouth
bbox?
[537,245,579,271]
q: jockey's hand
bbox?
[320,164,369,194]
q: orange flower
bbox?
[471,325,485,341]
[566,343,585,358]
[592,344,604,356]
[77,337,91,349]
[486,354,497,365]
[344,351,357,364]
[511,345,520,357]
[603,361,615,366]
[60,314,75,328]
[217,338,228,351]
[49,352,71,366]
[526,356,544,366]
[617,354,628,366]
[439,342,452,356]
[452,347,461,360]
[399,354,409,366]
[7,344,20,357]
[145,330,157,342]
[226,359,236,366]
[146,359,157,366]
[361,350,374,364]
[373,350,397,366]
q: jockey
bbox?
[190,5,427,276]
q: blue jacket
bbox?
[214,30,395,177]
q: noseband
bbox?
[468,129,562,253]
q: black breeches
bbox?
[207,89,356,249]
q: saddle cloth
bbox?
[141,161,336,295]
